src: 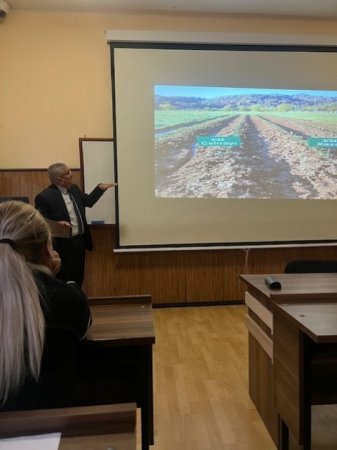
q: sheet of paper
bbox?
[0,432,61,450]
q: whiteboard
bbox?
[80,139,115,224]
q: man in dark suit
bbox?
[35,163,115,286]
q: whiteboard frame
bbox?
[79,138,116,225]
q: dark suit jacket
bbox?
[35,184,103,250]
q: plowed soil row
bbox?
[156,114,337,199]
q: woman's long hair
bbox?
[0,201,50,405]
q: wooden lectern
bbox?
[45,218,71,238]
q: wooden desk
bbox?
[78,295,155,450]
[241,273,337,305]
[87,295,155,345]
[240,273,337,445]
[273,302,337,450]
[0,403,137,450]
[45,218,71,238]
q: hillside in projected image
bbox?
[154,85,337,199]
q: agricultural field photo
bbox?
[154,85,337,199]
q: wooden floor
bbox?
[138,305,337,450]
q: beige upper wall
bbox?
[0,10,336,168]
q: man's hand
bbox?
[98,182,117,191]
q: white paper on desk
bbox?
[0,433,61,450]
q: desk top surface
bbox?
[240,273,337,302]
[86,296,155,345]
[273,301,337,343]
[0,403,136,450]
[45,218,71,238]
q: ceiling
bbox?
[5,0,337,19]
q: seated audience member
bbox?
[0,201,91,411]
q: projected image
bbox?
[155,85,337,199]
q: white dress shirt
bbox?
[58,186,82,236]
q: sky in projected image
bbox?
[154,85,337,200]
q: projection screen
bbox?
[108,33,337,250]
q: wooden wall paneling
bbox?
[184,249,246,303]
[86,228,250,305]
[83,225,116,296]
[0,170,48,204]
[0,169,81,205]
[80,226,337,304]
[2,170,337,305]
[248,246,337,275]
[139,250,186,304]
[84,226,186,304]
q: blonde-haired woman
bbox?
[0,200,91,410]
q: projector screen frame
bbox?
[108,32,337,252]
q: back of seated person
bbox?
[0,201,91,411]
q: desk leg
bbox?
[301,335,312,450]
[302,414,311,450]
[278,416,289,450]
[140,345,154,450]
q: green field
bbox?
[155,110,227,130]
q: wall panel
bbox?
[2,170,337,305]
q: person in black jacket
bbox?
[35,163,115,286]
[0,200,91,410]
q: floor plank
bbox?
[151,305,274,450]
[146,305,337,450]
